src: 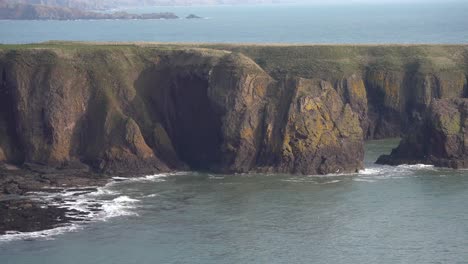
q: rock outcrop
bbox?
[377,98,468,168]
[0,46,364,175]
[255,78,363,174]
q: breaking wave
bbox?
[353,163,437,183]
[0,173,174,243]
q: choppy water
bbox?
[2,138,468,264]
[1,3,468,44]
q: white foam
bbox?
[100,196,140,219]
[281,178,341,184]
[108,173,178,185]
[322,180,341,184]
[112,176,130,180]
[0,173,160,242]
[397,164,435,169]
[358,168,384,175]
[86,187,118,196]
[0,224,81,243]
[353,178,377,183]
[352,163,437,184]
[112,196,139,203]
[208,175,225,180]
[281,179,304,183]
[143,174,168,182]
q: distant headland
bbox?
[0,2,201,20]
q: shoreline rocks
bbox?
[377,98,468,168]
[0,164,110,236]
[0,199,74,235]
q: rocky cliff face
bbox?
[377,98,468,168]
[212,45,468,139]
[0,46,365,175]
[0,44,467,175]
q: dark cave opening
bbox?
[0,68,24,164]
[163,74,223,171]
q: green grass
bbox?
[1,42,467,80]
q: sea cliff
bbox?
[0,43,467,178]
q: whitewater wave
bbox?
[397,164,435,169]
[110,172,188,185]
[353,163,437,183]
[359,168,382,175]
[281,177,342,184]
[208,174,225,180]
[100,196,140,219]
[0,224,82,243]
[0,173,175,243]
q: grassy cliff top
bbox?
[1,41,467,79]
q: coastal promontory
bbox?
[0,43,468,180]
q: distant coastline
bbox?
[0,0,288,12]
[0,3,203,20]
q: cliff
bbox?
[205,44,468,139]
[0,43,467,175]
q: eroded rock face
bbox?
[265,78,364,174]
[0,48,365,175]
[377,98,468,168]
[339,70,468,140]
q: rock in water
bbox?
[377,98,468,168]
[186,14,202,19]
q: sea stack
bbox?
[377,98,468,168]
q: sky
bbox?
[307,0,453,2]
[289,0,461,3]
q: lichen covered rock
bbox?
[377,98,468,168]
[274,78,364,174]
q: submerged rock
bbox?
[377,98,468,168]
[186,14,202,19]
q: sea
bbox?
[0,2,468,44]
[1,139,468,264]
[1,3,468,264]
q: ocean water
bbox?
[1,3,468,44]
[2,139,468,264]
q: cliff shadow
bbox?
[364,71,403,139]
[0,65,25,164]
[133,66,223,171]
